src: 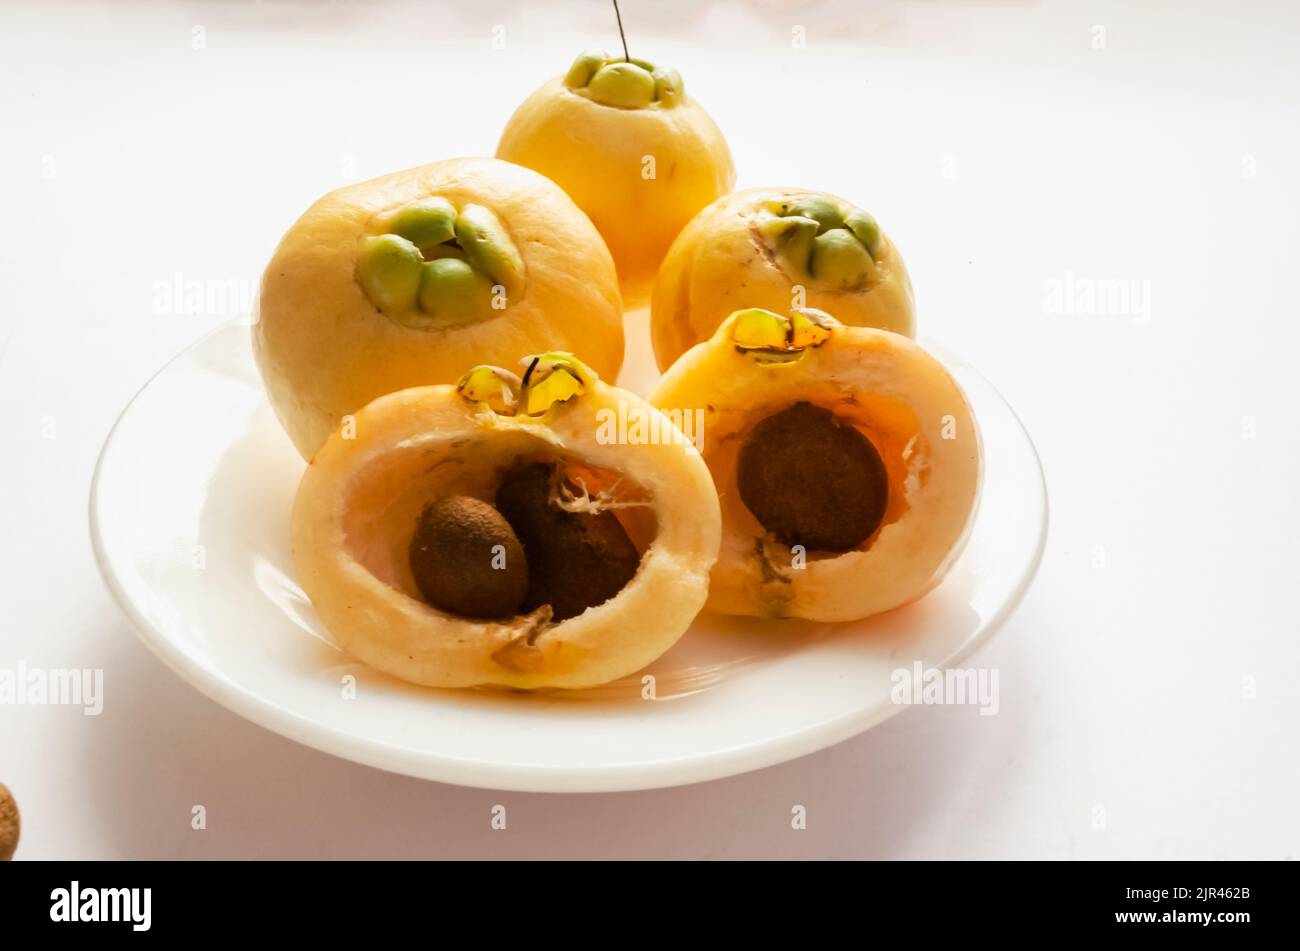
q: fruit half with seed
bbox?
[650,308,980,622]
[497,50,735,306]
[291,353,720,689]
[254,157,624,460]
[650,187,914,371]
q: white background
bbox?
[2,0,1297,859]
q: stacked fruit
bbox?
[254,45,981,690]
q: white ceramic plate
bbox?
[90,318,1046,793]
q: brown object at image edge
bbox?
[0,783,19,860]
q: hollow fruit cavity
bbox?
[562,48,684,109]
[736,402,889,553]
[402,454,646,625]
[356,198,523,327]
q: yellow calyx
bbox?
[456,365,522,415]
[728,307,837,362]
[456,353,595,417]
[521,352,592,415]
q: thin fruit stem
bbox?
[613,0,630,62]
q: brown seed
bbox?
[408,496,528,619]
[0,783,19,861]
[737,402,888,552]
[495,462,641,622]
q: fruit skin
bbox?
[291,364,721,690]
[254,157,624,460]
[408,496,528,619]
[495,463,641,622]
[497,75,735,307]
[651,188,915,371]
[650,312,979,623]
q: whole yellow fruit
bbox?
[497,50,735,307]
[651,187,915,371]
[254,157,624,459]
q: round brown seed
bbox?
[408,496,528,619]
[736,402,888,552]
[494,462,641,622]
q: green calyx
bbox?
[589,62,655,108]
[418,258,494,325]
[357,198,524,328]
[756,195,884,291]
[843,208,881,257]
[456,353,595,417]
[563,49,684,109]
[378,196,456,248]
[455,204,524,298]
[811,230,873,290]
[784,195,843,233]
[355,235,423,315]
[727,307,838,364]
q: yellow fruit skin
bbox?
[254,157,624,460]
[650,317,979,622]
[497,76,735,308]
[650,188,916,371]
[291,371,721,690]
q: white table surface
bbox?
[1,0,1296,860]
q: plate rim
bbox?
[88,320,1049,793]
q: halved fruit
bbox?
[292,354,721,689]
[650,308,980,622]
